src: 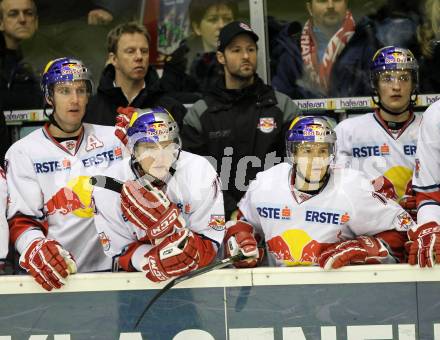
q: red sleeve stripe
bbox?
[8,214,48,244]
[118,242,145,272]
[416,191,440,207]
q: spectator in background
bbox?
[181,22,299,219]
[417,0,440,93]
[0,0,41,110]
[19,1,140,85]
[160,0,237,103]
[271,0,378,99]
[84,22,186,128]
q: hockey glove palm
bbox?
[19,238,77,291]
[407,222,440,267]
[318,236,390,270]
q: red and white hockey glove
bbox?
[115,106,137,146]
[141,229,216,282]
[407,222,440,267]
[318,236,390,270]
[120,179,185,244]
[19,238,77,291]
[224,220,260,268]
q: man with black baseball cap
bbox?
[181,21,299,219]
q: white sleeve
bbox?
[347,178,416,235]
[186,166,225,248]
[93,187,146,259]
[237,177,263,236]
[412,106,440,224]
[5,145,46,252]
[334,121,352,167]
[0,167,8,259]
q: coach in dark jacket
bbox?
[84,22,186,127]
[181,22,299,219]
[84,64,186,127]
[272,0,379,99]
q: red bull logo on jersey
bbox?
[98,232,111,251]
[305,210,350,225]
[267,230,323,266]
[257,206,292,220]
[34,158,72,174]
[82,147,123,168]
[208,214,225,231]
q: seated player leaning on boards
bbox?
[91,107,225,281]
[6,58,126,291]
[223,116,437,269]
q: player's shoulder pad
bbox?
[331,167,374,191]
[335,112,374,132]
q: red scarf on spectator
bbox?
[300,11,355,94]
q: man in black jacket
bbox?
[181,21,299,219]
[84,22,186,128]
[0,0,41,111]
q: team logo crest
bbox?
[98,232,111,251]
[396,211,415,230]
[63,140,76,151]
[208,214,225,231]
[85,134,104,151]
[258,117,276,133]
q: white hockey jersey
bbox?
[239,163,414,267]
[0,167,8,260]
[6,123,125,272]
[412,100,440,224]
[92,151,225,271]
[335,111,421,202]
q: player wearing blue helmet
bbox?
[226,115,415,269]
[335,46,421,223]
[5,57,125,291]
[92,107,226,282]
[370,46,419,117]
[41,57,93,134]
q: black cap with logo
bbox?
[217,21,259,52]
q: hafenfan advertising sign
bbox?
[0,265,439,340]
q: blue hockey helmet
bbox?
[370,46,419,90]
[286,116,336,163]
[126,107,181,152]
[41,57,93,99]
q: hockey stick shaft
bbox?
[134,253,246,329]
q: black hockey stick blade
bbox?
[134,252,246,329]
[89,175,124,193]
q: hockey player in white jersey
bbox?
[92,107,226,282]
[6,58,125,290]
[407,100,440,267]
[335,46,421,221]
[225,116,416,269]
[0,166,8,274]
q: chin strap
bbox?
[44,107,82,134]
[372,92,417,116]
[291,166,330,192]
[129,149,181,187]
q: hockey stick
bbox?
[134,252,246,329]
[89,175,123,193]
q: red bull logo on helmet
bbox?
[61,63,84,76]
